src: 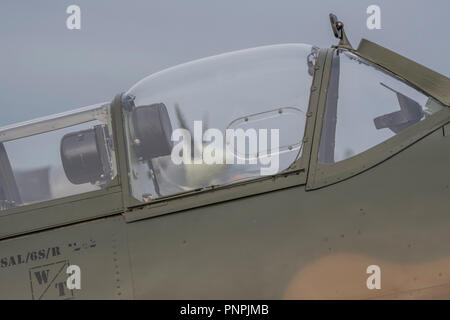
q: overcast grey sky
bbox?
[0,0,449,127]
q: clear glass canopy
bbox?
[122,44,316,202]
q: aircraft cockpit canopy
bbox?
[122,44,317,203]
[0,41,446,212]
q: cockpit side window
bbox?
[0,104,117,212]
[318,50,445,164]
[122,44,316,203]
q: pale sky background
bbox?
[0,0,449,127]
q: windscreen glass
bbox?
[318,50,445,164]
